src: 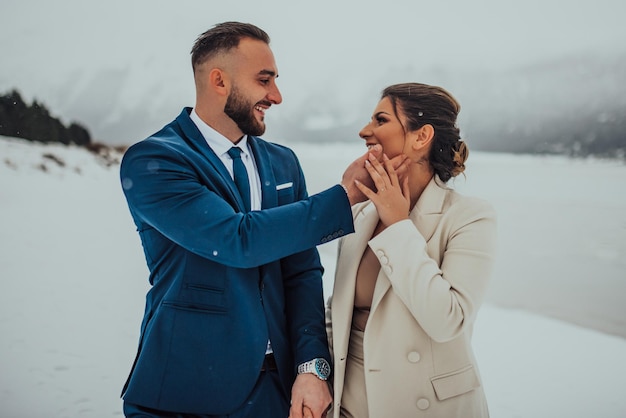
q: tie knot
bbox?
[227,147,243,160]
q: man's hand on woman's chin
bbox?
[342,145,409,205]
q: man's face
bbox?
[224,83,266,136]
[225,38,282,137]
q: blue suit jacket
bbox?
[120,108,354,414]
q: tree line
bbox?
[0,89,91,146]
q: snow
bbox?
[1,136,625,417]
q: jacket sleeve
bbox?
[367,199,497,343]
[120,139,354,268]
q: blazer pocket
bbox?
[276,185,295,205]
[161,301,227,314]
[430,365,480,401]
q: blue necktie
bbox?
[227,147,251,212]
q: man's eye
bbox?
[260,79,270,85]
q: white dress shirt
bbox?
[190,109,271,353]
[190,109,262,211]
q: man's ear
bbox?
[208,68,229,96]
[409,124,434,151]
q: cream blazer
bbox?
[326,177,497,418]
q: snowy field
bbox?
[1,136,625,417]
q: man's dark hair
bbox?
[191,21,270,72]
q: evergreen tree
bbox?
[0,89,92,146]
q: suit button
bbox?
[384,266,393,275]
[338,229,344,235]
[407,351,421,363]
[379,255,389,265]
[376,250,384,257]
[417,398,430,410]
[332,231,339,238]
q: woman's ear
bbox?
[409,124,435,151]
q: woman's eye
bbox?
[376,116,386,124]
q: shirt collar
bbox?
[190,108,250,158]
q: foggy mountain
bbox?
[3,0,625,159]
[462,51,626,157]
[274,51,626,158]
[4,51,625,158]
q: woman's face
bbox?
[359,97,409,158]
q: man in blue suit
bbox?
[120,22,402,418]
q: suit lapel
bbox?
[370,177,448,317]
[248,137,277,209]
[176,109,233,184]
[332,202,379,355]
[412,176,447,242]
[175,108,256,212]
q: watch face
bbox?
[315,358,331,379]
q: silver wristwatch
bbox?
[297,358,331,381]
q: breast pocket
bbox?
[276,182,295,205]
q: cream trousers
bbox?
[340,328,368,418]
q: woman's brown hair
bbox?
[381,83,468,182]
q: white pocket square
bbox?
[276,182,293,191]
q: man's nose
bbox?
[268,85,282,105]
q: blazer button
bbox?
[407,351,421,363]
[379,255,389,265]
[416,398,430,410]
[376,250,384,257]
[384,265,393,275]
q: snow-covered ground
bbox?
[1,137,625,417]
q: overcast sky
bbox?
[2,0,625,143]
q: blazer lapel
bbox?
[248,137,277,209]
[176,109,232,184]
[332,202,379,356]
[370,177,448,317]
[175,109,246,208]
[412,176,447,242]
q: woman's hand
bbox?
[355,153,411,227]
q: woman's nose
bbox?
[359,124,371,139]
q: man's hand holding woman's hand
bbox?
[289,373,332,418]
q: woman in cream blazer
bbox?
[326,83,497,418]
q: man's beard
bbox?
[224,85,265,136]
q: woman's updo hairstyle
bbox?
[381,83,468,182]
